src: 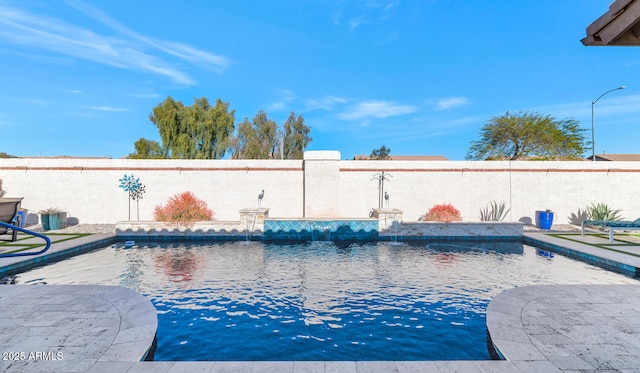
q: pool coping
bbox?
[1,232,640,372]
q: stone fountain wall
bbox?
[116,207,522,240]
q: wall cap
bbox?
[303,150,341,160]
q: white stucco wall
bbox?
[0,158,303,223]
[339,160,640,224]
[1,154,639,225]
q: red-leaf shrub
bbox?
[424,204,462,222]
[154,191,213,226]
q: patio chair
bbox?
[0,197,23,242]
[581,218,640,242]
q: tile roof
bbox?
[582,0,640,46]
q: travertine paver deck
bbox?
[0,285,156,373]
[487,284,640,372]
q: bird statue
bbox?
[258,189,264,207]
[384,191,389,208]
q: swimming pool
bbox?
[2,240,637,361]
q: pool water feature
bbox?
[263,219,378,241]
[2,240,637,361]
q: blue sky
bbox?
[1,1,638,160]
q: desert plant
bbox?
[479,200,510,221]
[585,202,624,221]
[154,191,213,226]
[424,203,462,222]
[38,207,62,215]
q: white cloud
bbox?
[435,97,470,110]
[0,3,230,85]
[537,94,640,119]
[305,95,348,111]
[269,91,350,113]
[349,16,368,29]
[334,0,400,30]
[69,1,231,72]
[88,106,128,112]
[269,101,288,111]
[129,93,161,99]
[268,89,296,111]
[338,100,416,120]
[359,116,477,143]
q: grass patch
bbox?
[0,245,43,255]
[548,233,640,258]
[0,233,92,249]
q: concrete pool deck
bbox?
[1,229,640,372]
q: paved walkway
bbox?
[0,285,156,373]
[1,229,640,372]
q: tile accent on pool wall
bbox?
[264,219,379,241]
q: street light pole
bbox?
[591,86,626,161]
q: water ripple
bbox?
[3,240,638,361]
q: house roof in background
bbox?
[590,154,640,161]
[582,0,640,46]
[353,155,449,161]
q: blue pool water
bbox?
[2,240,637,361]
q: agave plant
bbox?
[585,202,624,221]
[479,200,511,221]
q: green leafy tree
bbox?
[281,111,312,159]
[148,96,235,159]
[149,96,183,156]
[370,145,391,160]
[232,118,254,159]
[232,110,278,159]
[466,111,586,160]
[0,152,16,158]
[128,138,166,159]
